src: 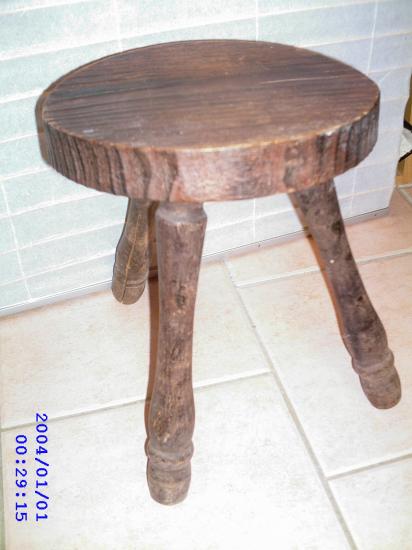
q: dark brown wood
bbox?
[147,203,207,504]
[112,199,150,304]
[37,39,401,505]
[37,40,379,202]
[112,200,158,304]
[293,180,401,409]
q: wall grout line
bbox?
[0,0,96,16]
[0,167,48,183]
[0,90,43,105]
[0,184,31,300]
[0,36,119,66]
[11,218,124,251]
[366,0,378,75]
[5,190,103,217]
[0,13,409,66]
[327,452,412,481]
[224,262,358,549]
[259,0,375,18]
[20,249,116,282]
[0,133,37,146]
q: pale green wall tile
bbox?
[309,38,371,73]
[0,96,37,141]
[0,1,409,309]
[360,129,402,167]
[255,209,302,242]
[0,41,119,99]
[0,0,88,13]
[203,219,254,256]
[21,223,123,276]
[204,198,254,229]
[259,3,375,46]
[0,186,7,215]
[0,251,22,285]
[355,162,397,194]
[27,254,114,298]
[258,0,373,14]
[13,194,127,247]
[0,1,117,60]
[0,218,15,253]
[122,18,256,49]
[375,0,412,37]
[3,169,97,213]
[379,98,408,131]
[370,33,412,71]
[351,187,394,217]
[0,280,28,308]
[255,193,293,217]
[369,68,411,101]
[118,0,255,37]
[0,136,45,178]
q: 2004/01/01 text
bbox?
[15,413,49,523]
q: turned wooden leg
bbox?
[147,202,207,504]
[112,199,150,304]
[293,180,401,409]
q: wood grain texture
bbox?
[293,181,401,409]
[112,199,150,304]
[38,40,379,202]
[112,200,158,304]
[147,203,207,504]
[36,39,400,507]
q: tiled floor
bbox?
[1,188,412,549]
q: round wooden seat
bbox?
[39,40,379,201]
[37,39,401,506]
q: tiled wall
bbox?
[0,0,411,312]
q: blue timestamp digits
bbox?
[14,412,49,523]
[15,434,28,522]
[34,412,49,521]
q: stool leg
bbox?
[147,202,207,504]
[112,199,150,304]
[293,180,401,409]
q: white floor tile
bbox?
[2,375,349,550]
[227,189,412,286]
[0,262,269,428]
[330,459,412,549]
[239,254,412,476]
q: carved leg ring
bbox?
[294,180,401,409]
[147,202,207,504]
[112,199,150,304]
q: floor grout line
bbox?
[234,246,412,289]
[327,451,412,481]
[0,370,271,433]
[223,261,358,550]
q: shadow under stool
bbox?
[36,39,401,505]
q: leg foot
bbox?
[147,202,207,504]
[112,199,150,304]
[293,180,401,409]
[355,350,401,409]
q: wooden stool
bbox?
[37,39,401,505]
